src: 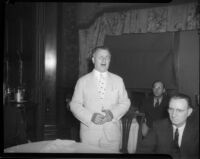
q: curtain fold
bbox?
[79,2,199,76]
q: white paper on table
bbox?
[40,139,76,153]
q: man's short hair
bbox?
[152,80,165,88]
[91,46,111,57]
[169,93,193,109]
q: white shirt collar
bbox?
[93,69,108,80]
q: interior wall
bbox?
[104,31,199,106]
[177,30,199,106]
[105,32,177,90]
[56,3,79,139]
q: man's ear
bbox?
[163,88,166,94]
[92,57,94,64]
[187,108,193,117]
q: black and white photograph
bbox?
[2,1,199,159]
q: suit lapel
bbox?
[160,96,168,107]
[104,72,113,98]
[180,121,192,151]
[149,97,155,112]
[165,119,175,155]
[166,119,174,146]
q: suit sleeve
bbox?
[110,78,131,120]
[69,79,93,127]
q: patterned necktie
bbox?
[98,73,106,99]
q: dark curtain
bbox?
[104,32,177,90]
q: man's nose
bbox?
[102,58,107,63]
[172,110,177,117]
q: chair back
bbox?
[120,109,145,153]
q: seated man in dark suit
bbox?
[139,80,169,136]
[136,93,199,159]
[3,83,27,148]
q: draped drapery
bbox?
[104,32,178,89]
[79,2,199,76]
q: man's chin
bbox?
[99,68,107,72]
[154,94,162,97]
[172,120,179,125]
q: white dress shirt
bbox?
[93,69,108,81]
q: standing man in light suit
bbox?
[70,46,130,152]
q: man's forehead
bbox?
[153,82,163,87]
[169,98,188,107]
[95,49,110,55]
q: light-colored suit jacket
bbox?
[70,70,130,152]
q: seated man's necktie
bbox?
[173,128,181,159]
[174,128,179,148]
[154,99,159,107]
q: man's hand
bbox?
[102,109,113,122]
[91,113,106,125]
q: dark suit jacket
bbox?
[187,106,199,128]
[136,118,199,159]
[140,95,169,128]
[4,104,27,148]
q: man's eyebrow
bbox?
[168,108,186,111]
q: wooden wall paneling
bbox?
[56,3,79,140]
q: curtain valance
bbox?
[79,2,199,76]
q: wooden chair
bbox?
[121,109,145,153]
